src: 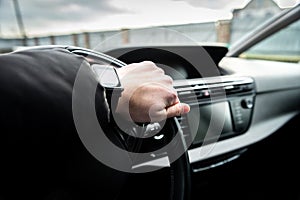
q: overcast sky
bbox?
[0,0,298,38]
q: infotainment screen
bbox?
[188,102,233,145]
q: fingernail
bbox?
[183,104,190,113]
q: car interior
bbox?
[101,5,300,199]
[0,2,299,200]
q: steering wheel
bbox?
[67,46,192,200]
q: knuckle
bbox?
[142,61,156,68]
[170,92,177,99]
[177,109,181,116]
[167,92,177,104]
[164,75,173,84]
[156,67,164,73]
[175,105,181,116]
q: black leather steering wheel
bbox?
[67,46,191,200]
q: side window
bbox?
[240,19,300,63]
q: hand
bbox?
[115,61,190,123]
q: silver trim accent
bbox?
[173,76,254,88]
[192,154,241,173]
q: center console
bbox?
[174,76,255,148]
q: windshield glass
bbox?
[0,0,298,53]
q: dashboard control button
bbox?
[241,98,254,109]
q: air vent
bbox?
[174,76,255,105]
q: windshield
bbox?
[0,0,299,52]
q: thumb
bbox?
[166,102,190,118]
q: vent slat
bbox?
[175,77,255,105]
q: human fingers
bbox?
[117,61,167,82]
[146,83,184,121]
[166,102,190,118]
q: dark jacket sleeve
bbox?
[0,48,126,200]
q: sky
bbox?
[0,0,299,38]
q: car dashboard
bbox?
[104,45,261,171]
[105,44,300,174]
